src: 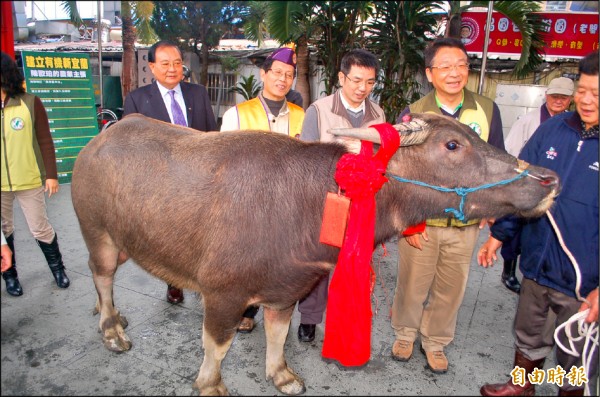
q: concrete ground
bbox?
[1,184,594,396]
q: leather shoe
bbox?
[237,317,255,333]
[391,339,414,362]
[166,285,184,304]
[298,323,316,342]
[420,346,448,374]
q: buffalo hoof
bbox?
[103,333,132,352]
[116,311,129,329]
[101,313,132,352]
[270,366,306,395]
[277,379,305,395]
[194,381,228,396]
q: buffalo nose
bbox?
[539,173,561,194]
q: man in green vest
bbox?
[221,44,305,333]
[390,37,505,374]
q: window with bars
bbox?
[207,73,236,106]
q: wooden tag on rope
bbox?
[319,190,350,247]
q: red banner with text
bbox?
[461,11,599,59]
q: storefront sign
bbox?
[461,11,599,59]
[21,51,98,184]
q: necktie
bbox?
[168,90,187,127]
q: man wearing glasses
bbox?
[297,49,386,343]
[390,37,505,374]
[221,45,305,334]
[220,45,304,138]
[123,40,217,305]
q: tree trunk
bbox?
[445,13,462,38]
[295,34,311,110]
[200,44,209,87]
[121,1,138,101]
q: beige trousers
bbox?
[391,224,480,351]
[1,187,55,243]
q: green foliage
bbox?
[366,1,445,123]
[132,1,159,44]
[220,56,240,72]
[266,1,306,44]
[229,74,261,101]
[313,1,376,95]
[241,1,270,47]
[152,1,244,52]
[60,1,84,28]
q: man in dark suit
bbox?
[123,40,217,304]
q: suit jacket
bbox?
[123,81,217,132]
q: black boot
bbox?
[501,259,521,294]
[36,234,70,288]
[2,233,23,296]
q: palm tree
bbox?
[120,1,137,99]
[241,1,270,49]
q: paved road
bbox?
[1,184,588,395]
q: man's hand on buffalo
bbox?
[478,218,495,229]
[404,230,429,251]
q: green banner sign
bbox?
[21,51,98,184]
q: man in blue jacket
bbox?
[477,50,598,396]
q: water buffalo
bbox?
[71,112,559,395]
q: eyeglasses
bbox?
[268,69,295,80]
[154,60,183,70]
[342,73,377,88]
[429,63,470,74]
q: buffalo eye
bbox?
[446,141,459,151]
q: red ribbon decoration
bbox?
[321,123,400,367]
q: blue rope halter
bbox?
[388,170,530,223]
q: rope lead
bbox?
[388,170,530,222]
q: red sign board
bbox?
[461,11,599,59]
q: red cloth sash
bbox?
[321,123,400,367]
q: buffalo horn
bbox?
[329,118,429,147]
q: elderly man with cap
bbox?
[504,76,575,157]
[221,44,304,138]
[498,76,574,294]
[221,44,305,333]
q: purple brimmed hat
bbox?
[266,43,297,68]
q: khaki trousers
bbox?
[391,224,479,351]
[1,187,55,243]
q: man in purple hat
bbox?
[221,45,304,138]
[221,45,305,333]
